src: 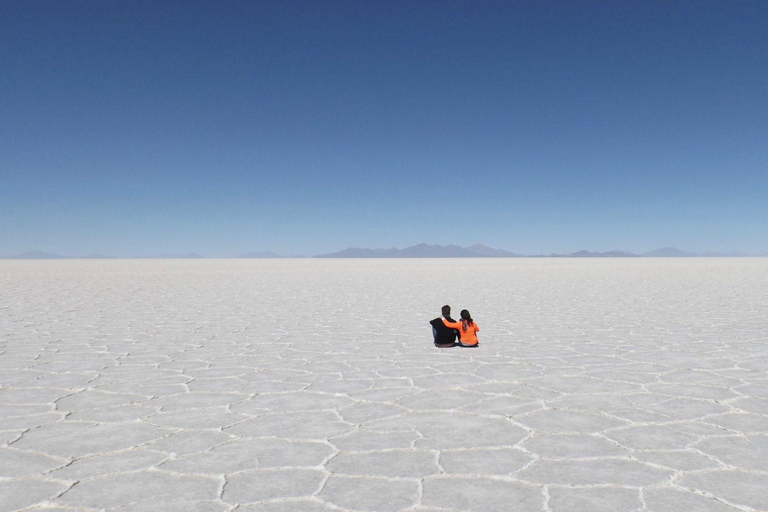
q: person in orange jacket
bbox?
[441,309,479,347]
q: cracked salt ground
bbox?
[1,258,767,512]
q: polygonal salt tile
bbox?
[429,361,482,373]
[330,430,420,451]
[184,368,250,378]
[660,369,742,387]
[159,441,261,474]
[147,430,232,455]
[0,370,48,386]
[281,373,342,384]
[548,486,641,512]
[518,459,673,486]
[231,392,356,414]
[644,383,738,401]
[582,369,660,384]
[439,447,533,475]
[0,412,64,430]
[407,508,462,512]
[0,387,71,404]
[148,406,249,429]
[369,377,413,388]
[731,397,768,415]
[0,404,52,416]
[367,411,529,450]
[346,388,419,403]
[337,402,406,424]
[547,393,639,413]
[668,421,731,437]
[319,475,419,512]
[55,390,146,411]
[639,397,730,420]
[238,500,332,511]
[307,379,373,393]
[474,363,542,381]
[519,409,627,434]
[458,395,542,416]
[240,370,309,384]
[148,392,247,410]
[738,382,768,399]
[526,376,642,395]
[643,487,742,512]
[22,372,97,388]
[561,354,622,365]
[226,411,355,440]
[96,382,189,396]
[12,421,170,458]
[0,447,65,477]
[68,404,157,422]
[223,468,326,503]
[0,479,68,512]
[186,377,246,393]
[342,370,386,379]
[114,499,229,512]
[522,434,626,458]
[706,413,768,433]
[327,449,438,478]
[51,449,168,480]
[396,389,482,411]
[466,382,562,400]
[604,425,700,450]
[633,450,722,471]
[236,380,308,393]
[679,470,768,511]
[247,438,335,467]
[55,470,219,509]
[694,435,768,471]
[421,477,543,511]
[411,373,487,389]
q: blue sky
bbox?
[2,1,767,256]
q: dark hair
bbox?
[460,309,473,331]
[441,305,451,317]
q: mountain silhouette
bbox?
[315,243,523,258]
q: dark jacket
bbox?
[430,316,458,345]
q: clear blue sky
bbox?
[2,1,767,256]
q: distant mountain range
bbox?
[638,247,748,258]
[538,249,636,258]
[2,245,761,259]
[318,244,753,258]
[316,243,524,258]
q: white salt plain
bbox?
[1,258,767,512]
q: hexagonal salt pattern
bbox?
[1,258,767,511]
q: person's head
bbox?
[460,309,473,323]
[441,305,451,317]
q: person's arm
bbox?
[474,323,480,333]
[441,318,461,329]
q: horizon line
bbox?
[3,244,767,259]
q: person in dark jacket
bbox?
[430,305,459,347]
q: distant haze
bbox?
[1,2,766,256]
[3,245,763,259]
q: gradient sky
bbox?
[2,1,767,257]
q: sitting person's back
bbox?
[430,305,458,347]
[441,309,480,347]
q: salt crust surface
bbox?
[1,258,767,511]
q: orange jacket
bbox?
[441,318,479,346]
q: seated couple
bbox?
[429,305,480,348]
